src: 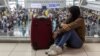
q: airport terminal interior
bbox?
[0,0,100,56]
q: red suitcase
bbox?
[31,18,54,50]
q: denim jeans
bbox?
[54,30,83,48]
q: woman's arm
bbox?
[61,18,84,31]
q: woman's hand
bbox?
[53,32,58,39]
[61,23,70,31]
[53,28,61,39]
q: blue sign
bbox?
[48,3,60,8]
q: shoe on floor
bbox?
[45,44,56,54]
[47,45,63,56]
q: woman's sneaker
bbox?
[47,45,63,56]
[45,44,56,54]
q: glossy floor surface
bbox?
[0,43,100,56]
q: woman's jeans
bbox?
[54,30,83,48]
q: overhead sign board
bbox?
[48,3,60,8]
[31,3,42,8]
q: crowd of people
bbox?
[0,7,100,36]
[0,8,29,36]
[81,8,100,36]
[29,8,69,32]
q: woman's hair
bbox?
[67,6,81,23]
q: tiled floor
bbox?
[0,43,100,56]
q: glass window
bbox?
[18,0,24,2]
[66,0,74,6]
[66,0,73,2]
[87,0,96,2]
[8,1,16,11]
[0,0,99,39]
[18,2,25,8]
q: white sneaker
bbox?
[48,50,57,56]
[45,44,56,54]
[48,45,63,56]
